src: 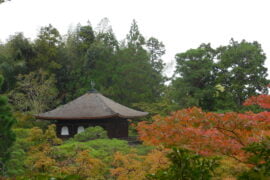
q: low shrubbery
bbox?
[73,126,108,142]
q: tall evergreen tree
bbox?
[146,37,165,73]
[216,39,269,108]
[56,23,96,102]
[32,24,63,72]
[0,75,16,174]
[108,20,165,106]
[172,44,216,110]
[0,33,34,92]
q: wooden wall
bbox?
[55,117,128,139]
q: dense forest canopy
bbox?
[0,18,270,179]
[0,19,268,113]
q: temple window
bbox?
[61,126,69,135]
[77,126,85,133]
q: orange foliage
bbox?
[110,147,170,180]
[137,106,270,162]
[26,125,105,178]
[26,125,62,174]
[243,90,270,109]
[60,150,106,179]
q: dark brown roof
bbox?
[35,92,148,120]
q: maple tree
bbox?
[25,125,107,178]
[137,94,270,162]
[59,150,106,179]
[25,125,62,175]
[110,147,170,180]
[147,148,219,180]
[243,94,270,109]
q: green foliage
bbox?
[9,69,58,113]
[146,37,166,73]
[238,137,270,180]
[216,39,269,109]
[5,144,26,176]
[133,94,178,117]
[32,24,63,72]
[77,24,95,52]
[172,40,269,111]
[1,20,165,107]
[15,174,82,180]
[73,126,108,142]
[13,112,50,129]
[147,148,219,180]
[0,33,33,92]
[6,128,34,176]
[126,20,145,48]
[1,18,270,179]
[172,43,216,111]
[0,75,16,174]
[55,138,130,163]
[213,157,248,179]
[133,144,155,155]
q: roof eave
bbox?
[35,112,149,120]
[117,112,149,119]
[35,114,119,120]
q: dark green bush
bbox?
[73,126,108,142]
[147,148,219,180]
[238,137,270,180]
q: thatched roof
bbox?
[35,92,148,120]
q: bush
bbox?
[238,137,270,180]
[13,112,50,130]
[147,148,219,180]
[73,126,108,142]
[55,138,130,162]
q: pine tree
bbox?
[0,75,16,174]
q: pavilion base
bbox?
[55,117,129,139]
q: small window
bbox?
[61,126,69,135]
[77,126,85,134]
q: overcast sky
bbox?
[0,0,270,76]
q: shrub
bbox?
[147,148,219,180]
[73,126,107,142]
[238,137,270,180]
[55,138,130,162]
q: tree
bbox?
[9,69,58,113]
[243,93,270,109]
[137,105,270,162]
[0,33,34,92]
[31,24,63,72]
[61,150,106,179]
[0,75,16,175]
[106,20,165,106]
[216,39,269,108]
[55,23,96,102]
[110,148,169,180]
[238,137,270,179]
[172,44,216,110]
[77,23,95,52]
[147,148,219,180]
[126,20,145,49]
[146,37,166,73]
[25,125,62,177]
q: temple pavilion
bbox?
[35,91,148,138]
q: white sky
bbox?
[0,0,270,76]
